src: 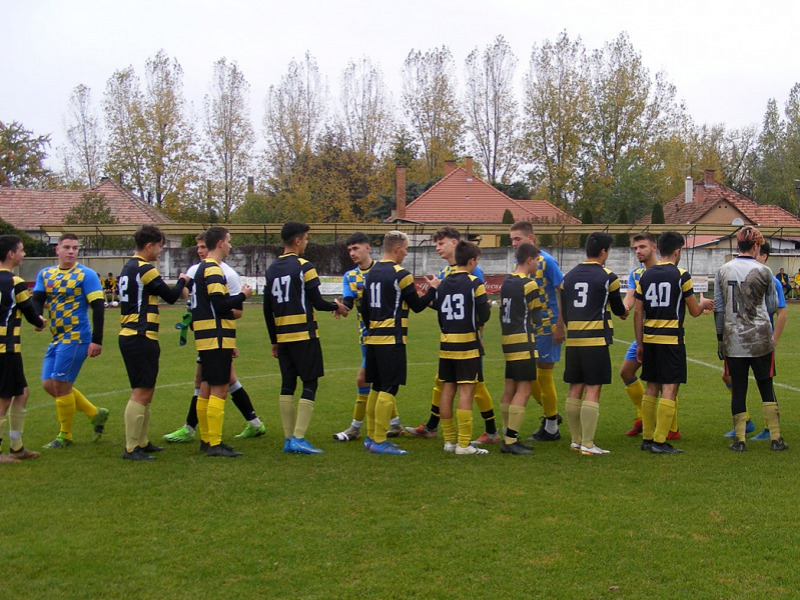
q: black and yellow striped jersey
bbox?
[191,258,244,351]
[499,273,542,362]
[433,271,490,360]
[118,256,186,340]
[0,269,41,353]
[561,261,624,347]
[635,262,693,345]
[263,253,337,344]
[361,260,435,345]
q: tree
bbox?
[0,120,51,187]
[651,201,664,224]
[614,206,630,247]
[753,98,792,210]
[104,66,148,199]
[202,58,254,222]
[579,206,593,246]
[338,58,393,158]
[64,191,120,249]
[500,208,515,246]
[64,84,104,187]
[464,35,520,183]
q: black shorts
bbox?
[365,344,406,388]
[724,353,775,381]
[199,348,234,386]
[563,346,611,385]
[641,343,686,384]
[119,336,160,389]
[277,338,324,382]
[505,358,537,382]
[438,357,481,384]
[0,353,27,398]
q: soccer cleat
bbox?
[580,444,610,456]
[163,426,194,443]
[362,437,374,451]
[501,441,533,455]
[43,433,73,449]
[528,416,562,442]
[333,426,361,442]
[443,441,457,453]
[91,407,110,441]
[289,436,324,454]
[650,442,683,454]
[472,431,501,444]
[283,438,292,453]
[369,440,408,455]
[771,438,789,452]
[625,419,643,437]
[123,447,155,461]
[750,428,770,441]
[0,454,20,464]
[235,423,266,439]
[199,441,210,453]
[9,447,41,459]
[386,423,405,438]
[728,440,746,452]
[666,430,682,441]
[569,442,581,453]
[454,444,488,455]
[207,443,243,457]
[640,439,654,451]
[139,442,165,453]
[723,419,755,438]
[404,423,437,438]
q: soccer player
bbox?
[777,268,789,297]
[508,221,565,442]
[715,227,787,452]
[433,241,491,456]
[562,233,627,456]
[404,226,499,443]
[163,232,266,443]
[634,231,713,455]
[793,268,800,299]
[33,233,109,449]
[0,235,45,463]
[118,225,189,460]
[192,226,252,458]
[264,222,348,455]
[362,230,438,455]
[498,242,542,455]
[334,232,404,442]
[103,272,118,305]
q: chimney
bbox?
[685,176,693,204]
[395,166,406,220]
[704,169,716,187]
[247,176,254,194]
[444,160,456,176]
[465,156,473,179]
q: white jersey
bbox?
[186,261,241,309]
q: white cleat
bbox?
[580,444,610,456]
[443,441,457,453]
[455,444,489,455]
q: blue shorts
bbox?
[624,340,638,362]
[41,342,89,383]
[535,334,561,364]
[360,344,367,369]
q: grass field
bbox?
[4,299,800,599]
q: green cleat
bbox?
[91,407,110,441]
[163,426,195,443]
[43,433,73,449]
[235,423,266,439]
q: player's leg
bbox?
[335,346,368,442]
[287,339,325,454]
[620,343,644,436]
[650,382,681,454]
[230,366,265,438]
[501,376,533,455]
[579,385,608,455]
[2,354,38,459]
[8,388,39,460]
[369,346,408,455]
[472,361,499,444]
[405,374,441,438]
[123,388,155,460]
[528,335,561,441]
[454,382,487,455]
[0,395,18,463]
[204,349,238,457]
[276,344,297,452]
[725,357,750,452]
[120,336,161,460]
[439,381,457,452]
[752,352,787,451]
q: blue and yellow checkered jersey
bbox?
[0,270,37,353]
[561,262,622,347]
[342,261,374,345]
[433,271,490,360]
[118,256,182,340]
[34,263,103,344]
[437,263,485,283]
[361,260,420,346]
[264,253,323,344]
[533,250,564,337]
[635,262,693,345]
[628,265,645,291]
[499,273,542,362]
[191,259,237,351]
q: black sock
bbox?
[231,387,257,421]
[481,410,497,435]
[186,396,198,429]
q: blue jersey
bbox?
[534,250,564,336]
[628,266,645,291]
[34,263,103,344]
[342,261,374,344]
[437,263,485,283]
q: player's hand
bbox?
[700,293,714,313]
[636,344,643,363]
[334,297,349,318]
[271,344,278,358]
[424,275,440,289]
[717,341,725,361]
[241,284,253,299]
[233,348,239,359]
[179,273,191,283]
[620,307,630,321]
[88,342,102,358]
[35,316,45,332]
[553,322,566,345]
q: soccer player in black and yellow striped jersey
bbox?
[118,225,190,461]
[0,235,46,463]
[561,233,628,456]
[634,232,713,455]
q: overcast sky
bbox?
[3,0,799,166]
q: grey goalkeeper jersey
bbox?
[714,256,777,358]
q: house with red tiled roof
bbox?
[0,178,172,241]
[391,158,579,227]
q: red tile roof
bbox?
[398,167,580,224]
[0,179,172,231]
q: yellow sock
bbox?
[374,392,394,443]
[537,367,558,418]
[499,401,510,435]
[580,401,600,448]
[73,388,98,419]
[474,381,493,413]
[641,395,658,440]
[206,395,225,446]
[441,417,456,443]
[196,397,209,442]
[278,394,295,439]
[505,404,525,445]
[530,379,543,406]
[140,405,151,447]
[353,393,368,422]
[762,402,781,440]
[365,390,378,440]
[669,396,679,433]
[565,397,582,444]
[8,405,25,451]
[624,377,644,420]
[456,408,473,448]
[733,412,748,442]
[124,400,146,452]
[654,398,676,444]
[55,393,76,439]
[294,398,314,439]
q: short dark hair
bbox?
[759,241,772,257]
[632,232,657,244]
[510,221,534,237]
[345,232,369,247]
[133,225,165,250]
[454,240,480,266]
[585,232,613,258]
[0,235,22,262]
[658,231,684,257]
[58,233,79,244]
[432,226,460,242]
[204,226,229,250]
[195,232,206,243]
[281,221,310,243]
[515,242,540,264]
